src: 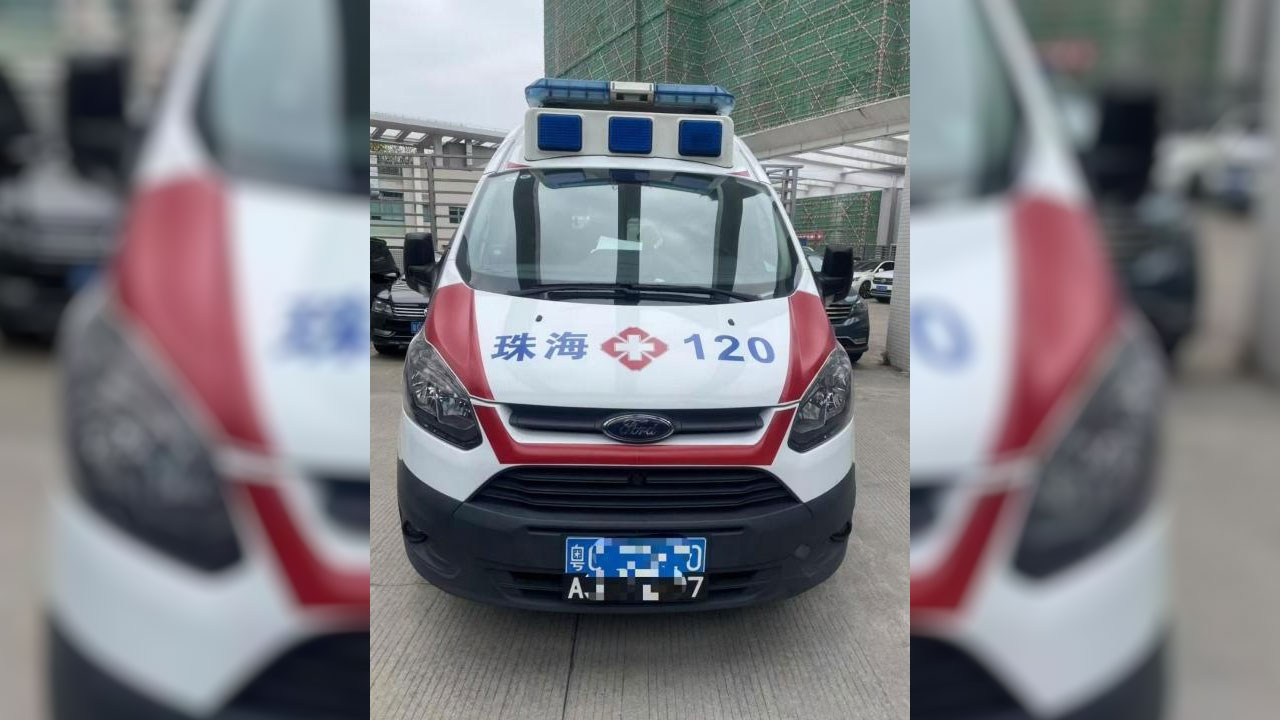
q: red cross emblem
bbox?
[601,326,669,371]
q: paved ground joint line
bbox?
[560,614,581,720]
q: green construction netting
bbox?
[544,0,908,134]
[1018,0,1223,127]
[793,191,884,257]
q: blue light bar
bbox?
[536,113,582,152]
[654,83,735,115]
[608,116,653,154]
[526,78,735,115]
[526,78,611,108]
[678,119,724,157]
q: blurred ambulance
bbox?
[48,1,370,717]
[911,1,1169,718]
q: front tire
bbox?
[373,343,403,356]
[848,352,863,364]
[876,297,889,304]
[858,281,871,298]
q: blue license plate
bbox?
[564,536,707,602]
[875,285,888,292]
[410,321,422,333]
[66,265,99,291]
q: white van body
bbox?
[396,81,857,611]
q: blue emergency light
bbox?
[526,78,735,115]
[608,116,653,154]
[654,83,735,115]
[678,119,724,157]
[536,113,582,152]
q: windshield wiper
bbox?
[510,283,757,303]
[621,283,758,302]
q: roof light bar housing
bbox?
[525,78,735,116]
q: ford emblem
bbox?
[601,413,675,444]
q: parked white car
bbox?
[1155,103,1268,209]
[868,268,893,302]
[853,258,893,298]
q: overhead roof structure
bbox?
[369,112,508,149]
[743,95,909,198]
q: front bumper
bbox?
[869,285,892,300]
[397,461,856,612]
[833,316,870,355]
[370,311,422,349]
[0,251,97,338]
[47,490,368,718]
[48,620,369,720]
[910,631,1167,720]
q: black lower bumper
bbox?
[370,313,420,350]
[911,633,1167,720]
[397,462,856,612]
[833,324,869,356]
[0,262,85,339]
[48,620,369,720]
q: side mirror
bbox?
[1082,86,1159,203]
[64,56,134,185]
[0,69,32,181]
[817,247,854,304]
[370,237,400,295]
[403,232,436,295]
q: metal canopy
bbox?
[369,112,508,149]
[743,95,909,198]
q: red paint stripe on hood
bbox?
[426,283,493,400]
[115,177,267,449]
[779,292,837,403]
[996,196,1119,456]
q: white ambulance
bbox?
[911,2,1169,719]
[396,78,858,610]
[47,1,369,717]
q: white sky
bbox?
[370,0,545,133]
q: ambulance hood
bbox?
[435,285,821,410]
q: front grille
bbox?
[390,303,426,319]
[911,637,1023,719]
[470,467,798,514]
[506,405,764,435]
[318,475,369,532]
[826,303,853,322]
[875,277,893,286]
[227,632,369,718]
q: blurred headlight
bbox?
[371,297,392,314]
[61,295,241,571]
[788,349,853,452]
[403,333,480,449]
[1014,328,1165,577]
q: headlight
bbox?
[1014,328,1165,577]
[61,293,241,571]
[371,297,393,314]
[403,333,481,449]
[788,349,853,452]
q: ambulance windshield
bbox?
[456,169,800,303]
